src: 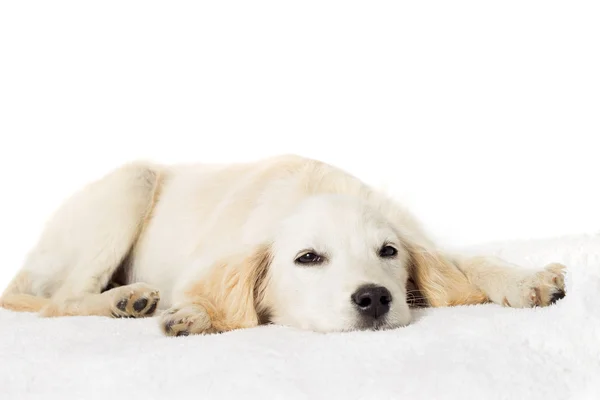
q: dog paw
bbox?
[110,283,160,318]
[159,303,219,337]
[501,263,567,308]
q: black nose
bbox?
[351,284,392,319]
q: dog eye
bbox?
[379,245,398,258]
[295,252,323,265]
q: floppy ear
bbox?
[405,243,488,307]
[184,244,273,330]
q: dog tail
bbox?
[0,293,50,312]
[0,271,50,313]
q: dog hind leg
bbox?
[0,162,164,318]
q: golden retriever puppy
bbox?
[0,155,566,336]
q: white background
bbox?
[0,1,599,290]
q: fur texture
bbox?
[0,154,567,335]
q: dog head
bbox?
[262,194,412,332]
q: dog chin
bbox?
[335,316,410,333]
[353,318,395,332]
[357,312,412,332]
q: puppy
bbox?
[0,154,567,336]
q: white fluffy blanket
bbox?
[1,234,599,400]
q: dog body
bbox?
[0,154,566,335]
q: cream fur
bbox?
[0,154,567,335]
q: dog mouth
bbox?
[352,316,398,332]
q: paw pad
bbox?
[549,290,566,304]
[111,285,160,318]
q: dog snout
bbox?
[351,284,392,319]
